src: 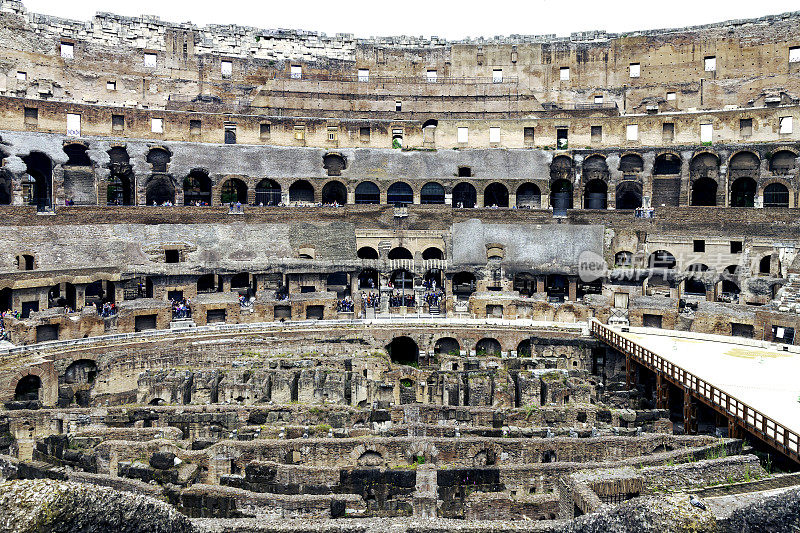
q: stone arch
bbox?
[619,153,644,174]
[388,247,413,260]
[615,181,642,209]
[63,142,91,166]
[405,440,439,465]
[728,150,760,178]
[516,182,541,208]
[322,153,346,176]
[690,151,720,178]
[483,182,509,207]
[64,359,98,385]
[354,181,380,204]
[691,177,718,206]
[466,442,502,466]
[731,177,757,207]
[420,181,445,204]
[763,181,790,208]
[653,152,681,175]
[145,174,175,205]
[183,170,212,206]
[475,337,501,356]
[422,247,443,260]
[289,179,315,203]
[386,336,419,366]
[351,443,388,466]
[550,155,573,181]
[582,154,609,181]
[107,146,133,206]
[648,250,677,269]
[14,375,41,401]
[769,150,798,174]
[684,264,709,295]
[321,180,347,205]
[254,179,281,206]
[517,339,532,357]
[22,151,53,208]
[452,182,477,208]
[434,337,460,356]
[146,147,171,173]
[583,179,607,209]
[358,269,379,289]
[219,177,248,204]
[387,181,413,206]
[614,251,634,267]
[550,178,573,211]
[357,246,379,259]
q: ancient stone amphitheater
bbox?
[1,1,800,531]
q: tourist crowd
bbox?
[172,298,192,319]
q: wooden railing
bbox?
[590,319,800,464]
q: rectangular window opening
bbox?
[24,107,38,126]
[590,125,602,143]
[395,100,402,112]
[294,125,306,141]
[560,67,570,81]
[106,80,116,91]
[492,69,503,83]
[66,113,81,137]
[629,63,640,78]
[704,56,716,72]
[290,65,302,79]
[16,71,27,81]
[426,69,438,83]
[730,241,743,254]
[626,124,638,141]
[60,42,74,59]
[224,123,237,144]
[112,114,124,132]
[221,60,232,78]
[593,94,603,104]
[260,123,271,140]
[556,128,568,149]
[740,118,753,138]
[523,127,535,145]
[700,123,713,144]
[666,91,676,101]
[662,122,675,142]
[779,116,793,134]
[358,68,369,82]
[789,47,800,63]
[457,127,468,144]
[327,126,338,142]
[489,126,500,144]
[151,118,164,133]
[360,126,370,142]
[190,119,201,135]
[144,52,157,67]
[693,240,705,253]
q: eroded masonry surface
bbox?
[1,1,800,531]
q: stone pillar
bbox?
[508,192,516,208]
[536,277,546,294]
[413,464,438,518]
[568,278,577,301]
[74,284,87,310]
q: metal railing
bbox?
[590,319,800,463]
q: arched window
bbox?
[387,337,418,366]
[107,147,133,206]
[769,150,797,174]
[146,147,171,173]
[582,155,609,181]
[289,180,315,203]
[22,152,52,208]
[183,171,212,205]
[550,179,573,211]
[390,269,414,290]
[684,264,709,295]
[653,153,681,175]
[321,181,347,205]
[452,182,476,208]
[731,177,757,207]
[648,250,676,269]
[483,182,509,207]
[220,178,247,204]
[516,183,541,208]
[254,179,281,206]
[358,269,379,289]
[690,177,718,206]
[322,153,346,176]
[475,338,501,356]
[583,179,607,209]
[388,247,413,260]
[763,183,789,208]
[14,375,41,401]
[550,155,573,181]
[420,182,445,204]
[145,175,175,205]
[63,143,91,166]
[690,152,720,180]
[729,151,760,179]
[357,246,379,259]
[615,181,642,209]
[434,337,460,356]
[354,181,380,204]
[387,182,413,206]
[422,247,443,260]
[619,154,644,174]
[614,251,633,267]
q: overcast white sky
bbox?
[21,0,800,40]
